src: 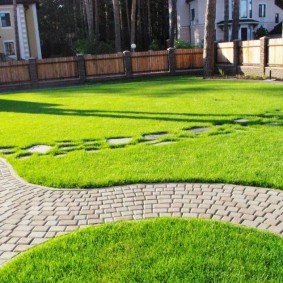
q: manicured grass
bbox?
[0,218,282,282]
[0,77,283,188]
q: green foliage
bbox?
[149,39,160,51]
[254,26,269,39]
[0,219,282,282]
[174,40,199,49]
[75,37,115,55]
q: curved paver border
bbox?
[0,157,283,267]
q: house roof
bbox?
[0,0,38,5]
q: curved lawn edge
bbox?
[0,218,282,282]
[0,157,279,191]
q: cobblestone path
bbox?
[0,158,282,266]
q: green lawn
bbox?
[0,218,282,282]
[0,77,282,188]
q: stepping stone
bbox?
[153,141,174,146]
[27,145,52,154]
[185,127,211,133]
[267,122,281,126]
[143,132,168,140]
[234,119,249,124]
[107,138,132,145]
[0,147,15,153]
[86,149,99,153]
[17,154,32,160]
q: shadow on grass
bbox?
[0,99,282,126]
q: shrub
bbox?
[174,40,199,49]
[75,37,115,55]
[254,26,269,39]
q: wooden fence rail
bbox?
[0,61,30,84]
[175,48,203,69]
[85,53,124,77]
[131,51,169,73]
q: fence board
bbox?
[0,61,30,84]
[85,53,124,77]
[131,51,169,73]
[268,38,283,66]
[36,57,78,81]
[239,40,260,65]
[217,42,233,64]
[175,48,203,69]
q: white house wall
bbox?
[177,0,283,44]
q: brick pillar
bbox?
[28,58,38,86]
[260,36,269,76]
[123,51,132,78]
[233,39,240,75]
[167,47,176,75]
[76,54,86,83]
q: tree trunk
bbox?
[13,0,21,60]
[130,0,137,45]
[203,0,216,77]
[147,0,152,43]
[125,0,131,38]
[223,0,229,41]
[112,0,122,52]
[94,0,99,39]
[232,0,239,40]
[169,0,177,48]
[84,0,94,37]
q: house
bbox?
[0,0,42,60]
[176,0,283,45]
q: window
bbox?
[259,4,266,17]
[275,13,279,24]
[0,12,11,27]
[240,0,248,18]
[240,0,252,18]
[4,41,15,56]
[191,8,195,21]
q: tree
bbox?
[203,0,217,77]
[223,0,229,41]
[94,0,100,39]
[84,0,94,37]
[232,0,239,40]
[13,0,21,60]
[112,0,122,52]
[130,0,137,45]
[169,0,177,47]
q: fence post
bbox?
[28,58,38,87]
[260,36,269,76]
[167,47,176,75]
[233,39,240,75]
[123,50,132,78]
[76,54,86,83]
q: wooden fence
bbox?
[216,42,234,64]
[85,53,124,77]
[36,57,78,81]
[0,49,204,87]
[0,61,30,84]
[175,48,203,69]
[268,38,283,66]
[239,40,261,65]
[131,51,169,73]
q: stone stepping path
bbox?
[107,137,132,145]
[0,158,283,267]
[27,145,52,154]
[234,119,250,124]
[143,132,169,140]
[184,127,211,134]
